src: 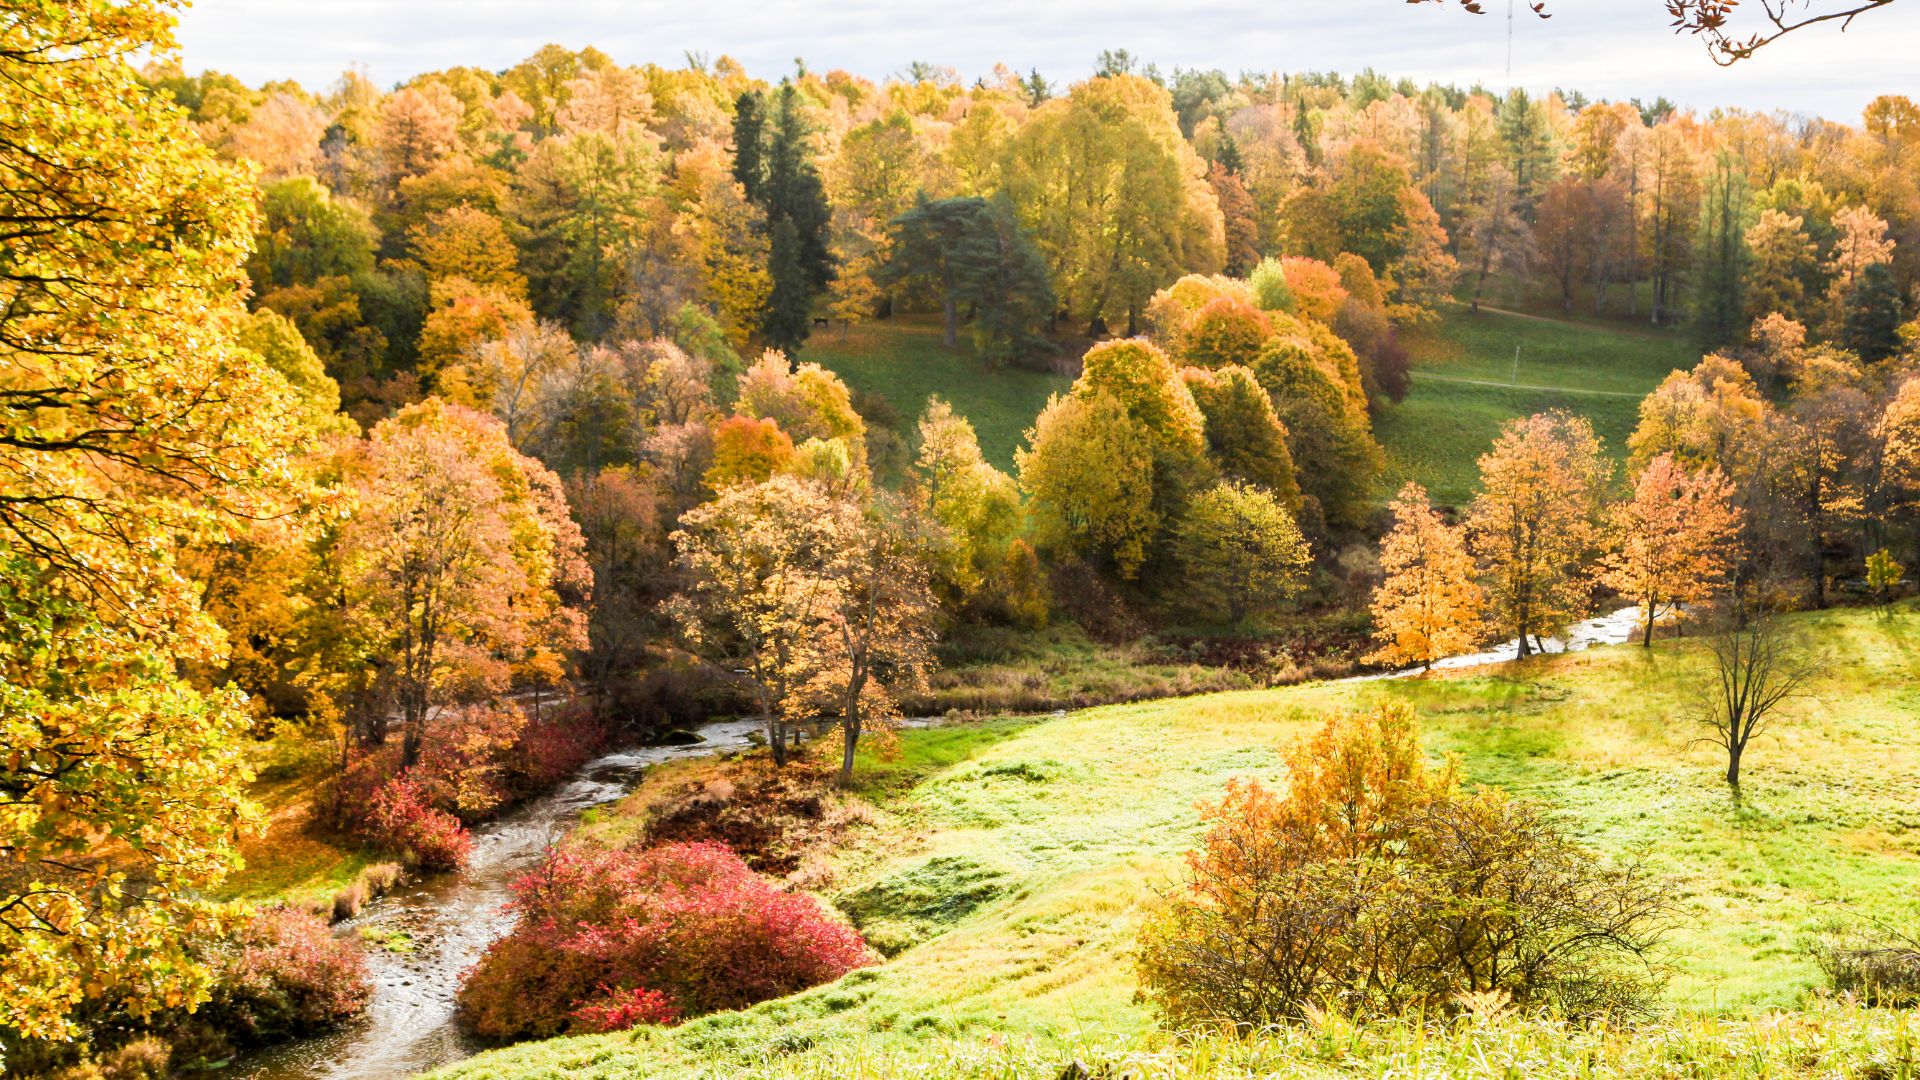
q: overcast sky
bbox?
[174,0,1919,121]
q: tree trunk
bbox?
[942,290,958,349]
[838,714,860,788]
[768,718,788,767]
[1644,596,1657,647]
[1726,743,1743,791]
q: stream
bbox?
[232,718,765,1080]
[235,606,1646,1080]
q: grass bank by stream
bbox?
[433,603,1920,1080]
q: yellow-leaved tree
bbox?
[1468,412,1610,658]
[1,0,307,1042]
[1601,453,1743,647]
[1368,483,1484,670]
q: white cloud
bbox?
[176,0,1920,121]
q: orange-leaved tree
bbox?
[1469,412,1610,657]
[1600,453,1743,647]
[334,399,589,769]
[1368,483,1484,670]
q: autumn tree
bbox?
[705,415,797,489]
[1601,454,1743,646]
[1004,74,1224,335]
[809,493,938,786]
[1745,208,1817,325]
[0,0,307,1039]
[670,475,843,766]
[1172,482,1312,623]
[1018,390,1158,578]
[1469,412,1610,657]
[913,399,1026,611]
[1182,364,1301,511]
[1368,483,1484,670]
[334,400,588,768]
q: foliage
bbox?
[456,842,873,1041]
[1182,365,1301,511]
[1468,411,1609,656]
[1368,483,1484,669]
[0,0,308,1040]
[330,399,589,766]
[1171,482,1311,623]
[1600,453,1742,646]
[1018,390,1159,578]
[362,772,475,870]
[1136,702,1674,1026]
[196,905,373,1043]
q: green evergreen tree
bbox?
[731,90,766,203]
[1692,152,1750,350]
[1846,262,1904,363]
[743,84,834,354]
[880,195,1053,368]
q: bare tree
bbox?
[1695,613,1814,793]
[1410,0,1899,65]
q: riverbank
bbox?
[432,602,1920,1080]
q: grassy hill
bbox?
[1379,307,1699,506]
[808,307,1698,508]
[433,604,1920,1080]
[803,318,1067,472]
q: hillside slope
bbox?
[434,605,1920,1080]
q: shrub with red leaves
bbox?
[568,985,680,1032]
[201,906,372,1042]
[364,772,473,871]
[506,704,611,794]
[457,841,873,1041]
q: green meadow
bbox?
[435,603,1920,1080]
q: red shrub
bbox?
[506,704,611,794]
[202,906,372,1041]
[457,842,873,1042]
[569,985,680,1032]
[365,772,473,871]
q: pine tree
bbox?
[1846,262,1904,363]
[729,85,834,354]
[730,90,766,203]
[1692,152,1750,350]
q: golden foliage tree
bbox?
[334,400,588,769]
[1601,453,1743,647]
[1368,483,1484,670]
[1017,390,1158,578]
[1469,412,1610,657]
[0,0,307,1039]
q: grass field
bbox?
[434,603,1920,1080]
[803,318,1067,472]
[1378,307,1700,506]
[807,306,1699,509]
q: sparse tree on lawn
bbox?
[1696,612,1813,793]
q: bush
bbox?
[1136,702,1675,1026]
[457,841,874,1042]
[506,704,611,793]
[199,906,372,1043]
[364,772,473,870]
[1815,923,1920,1005]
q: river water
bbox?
[236,606,1646,1079]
